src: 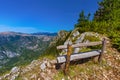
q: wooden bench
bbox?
[56,38,106,74]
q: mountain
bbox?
[0,31,56,73]
[32,32,57,36]
[0,29,119,80]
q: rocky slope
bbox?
[0,30,120,80]
[0,44,119,80]
[0,59,57,80]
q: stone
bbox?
[23,77,28,80]
[1,66,21,80]
[40,72,52,80]
[73,31,80,37]
[40,62,47,71]
[64,40,72,45]
[75,33,85,43]
[46,61,51,68]
[47,69,52,75]
[10,76,16,80]
[10,67,20,74]
[30,74,37,80]
[50,60,57,64]
[4,74,10,78]
[38,78,41,80]
[62,78,65,80]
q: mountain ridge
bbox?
[0,31,57,73]
[32,32,57,36]
[0,31,57,36]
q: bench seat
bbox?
[57,50,101,63]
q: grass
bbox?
[39,53,56,60]
[54,59,99,80]
[54,70,64,80]
[79,48,92,52]
[84,34,100,42]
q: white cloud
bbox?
[0,25,39,33]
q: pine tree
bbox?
[94,0,120,22]
[94,0,120,51]
[75,10,91,28]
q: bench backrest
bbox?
[56,38,106,63]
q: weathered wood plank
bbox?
[57,41,102,49]
[57,50,101,63]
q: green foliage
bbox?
[75,10,91,28]
[110,32,120,51]
[74,0,120,51]
[80,48,92,52]
[84,35,100,42]
[94,0,120,22]
[54,70,65,80]
[94,0,120,51]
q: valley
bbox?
[0,32,56,74]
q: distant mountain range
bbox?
[0,31,57,71]
[0,31,57,36]
[32,32,57,36]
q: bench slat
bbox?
[57,41,102,49]
[57,50,101,63]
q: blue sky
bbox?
[0,0,101,33]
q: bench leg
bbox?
[98,38,106,63]
[98,53,103,63]
[64,44,72,75]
